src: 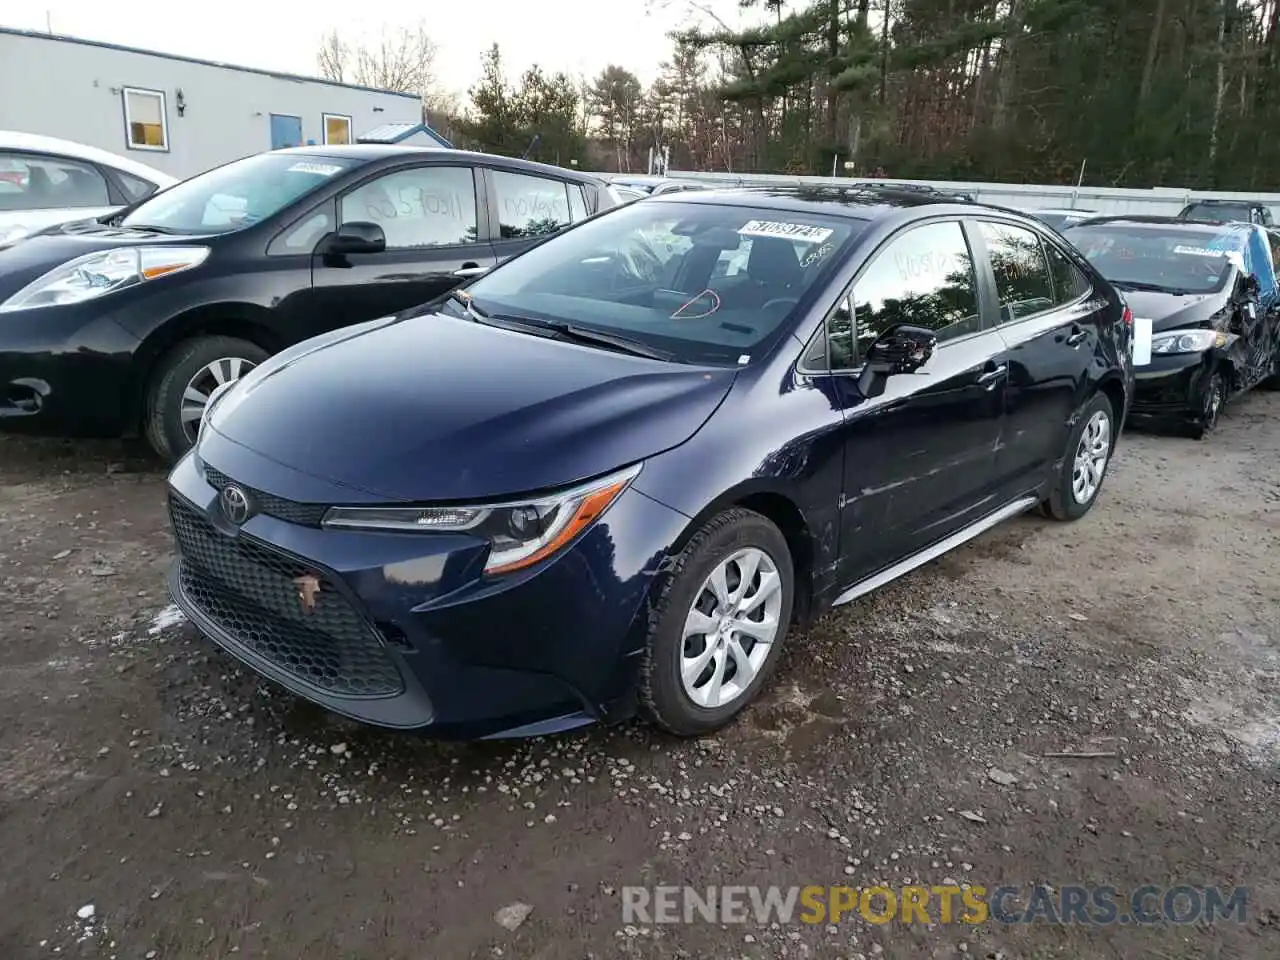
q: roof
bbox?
[1180,198,1269,206]
[272,144,607,183]
[1071,214,1251,230]
[0,26,420,100]
[652,184,980,220]
[0,128,178,185]
[357,121,452,148]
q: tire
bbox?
[144,335,268,463]
[1260,349,1280,390]
[640,508,795,736]
[1186,370,1226,440]
[1043,392,1115,522]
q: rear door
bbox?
[305,162,497,333]
[0,150,119,244]
[972,218,1101,489]
[483,167,595,267]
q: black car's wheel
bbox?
[1043,392,1115,522]
[640,508,794,736]
[1261,347,1280,390]
[145,335,268,463]
[1187,370,1226,440]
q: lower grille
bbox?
[170,496,404,698]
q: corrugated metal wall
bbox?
[657,170,1280,219]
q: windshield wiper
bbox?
[462,298,674,361]
[1110,279,1181,294]
[121,223,184,235]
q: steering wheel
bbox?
[762,297,800,313]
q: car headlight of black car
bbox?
[1149,329,1231,355]
[0,246,209,313]
[321,463,643,575]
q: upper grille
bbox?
[203,466,329,527]
[170,496,404,698]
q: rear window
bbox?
[0,153,111,211]
[1180,202,1253,223]
[459,200,865,365]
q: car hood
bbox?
[205,311,738,502]
[0,227,215,301]
[1120,289,1229,332]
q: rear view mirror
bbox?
[328,221,386,255]
[857,324,936,399]
[1240,273,1261,298]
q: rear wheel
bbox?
[1043,392,1114,522]
[144,335,267,463]
[640,508,794,736]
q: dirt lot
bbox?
[1,394,1277,960]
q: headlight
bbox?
[1150,328,1228,355]
[0,245,209,313]
[322,463,642,575]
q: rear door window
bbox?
[977,221,1055,322]
[492,170,575,239]
[0,152,112,211]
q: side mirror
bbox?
[857,325,937,399]
[328,221,386,255]
[1240,273,1261,299]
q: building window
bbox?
[323,114,352,146]
[122,87,168,152]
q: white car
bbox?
[0,131,177,249]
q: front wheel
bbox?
[1043,392,1115,522]
[1186,370,1226,440]
[144,335,268,463]
[640,508,794,736]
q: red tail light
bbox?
[1121,305,1133,327]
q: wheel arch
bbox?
[1095,373,1128,446]
[124,304,285,431]
[667,481,819,626]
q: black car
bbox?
[166,187,1133,738]
[1063,215,1280,437]
[0,145,614,460]
[1177,198,1275,228]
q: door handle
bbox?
[1065,325,1089,347]
[977,363,1008,385]
[453,265,490,278]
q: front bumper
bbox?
[0,304,140,437]
[164,443,689,739]
[1128,352,1212,423]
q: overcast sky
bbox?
[3,0,748,97]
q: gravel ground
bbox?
[1,393,1277,960]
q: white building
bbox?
[0,27,451,179]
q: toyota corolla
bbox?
[167,187,1131,739]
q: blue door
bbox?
[269,114,303,149]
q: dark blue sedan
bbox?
[166,187,1133,738]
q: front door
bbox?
[309,164,497,330]
[973,219,1104,488]
[270,114,303,149]
[819,219,1009,582]
[485,167,591,265]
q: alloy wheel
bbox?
[680,547,784,709]
[180,356,257,444]
[1071,409,1111,505]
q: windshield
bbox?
[1064,223,1238,294]
[1180,202,1253,223]
[121,153,358,234]
[457,200,865,365]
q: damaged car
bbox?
[1064,215,1280,438]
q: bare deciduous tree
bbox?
[315,23,439,98]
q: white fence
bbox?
[659,170,1280,219]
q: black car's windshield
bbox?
[1064,223,1237,294]
[121,153,359,234]
[1180,202,1253,223]
[460,200,865,365]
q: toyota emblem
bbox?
[220,484,252,525]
